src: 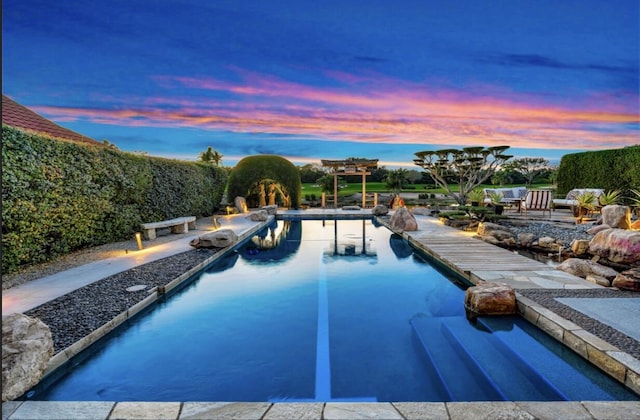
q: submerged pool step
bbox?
[440,317,568,401]
[410,316,506,401]
[476,317,626,401]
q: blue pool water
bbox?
[28,218,638,402]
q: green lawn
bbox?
[301,182,551,197]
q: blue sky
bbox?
[2,0,638,168]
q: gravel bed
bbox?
[25,248,219,354]
[500,220,596,247]
[518,288,640,360]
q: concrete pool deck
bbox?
[2,208,639,419]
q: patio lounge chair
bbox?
[552,188,604,214]
[522,189,552,218]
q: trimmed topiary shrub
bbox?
[2,125,228,274]
[227,155,302,209]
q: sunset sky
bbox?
[3,0,638,168]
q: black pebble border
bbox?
[25,248,219,353]
[518,288,640,360]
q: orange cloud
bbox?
[35,70,639,151]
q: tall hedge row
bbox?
[2,126,228,273]
[556,146,640,196]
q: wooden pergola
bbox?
[321,158,379,208]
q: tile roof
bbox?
[2,95,102,146]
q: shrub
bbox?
[227,155,301,209]
[556,146,640,197]
[2,125,228,273]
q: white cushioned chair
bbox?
[552,189,604,211]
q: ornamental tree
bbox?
[504,157,549,185]
[413,146,512,205]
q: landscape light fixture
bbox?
[135,232,143,250]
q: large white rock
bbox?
[571,239,590,255]
[601,205,631,229]
[389,207,418,232]
[612,268,640,292]
[477,222,515,242]
[371,204,389,216]
[2,314,54,401]
[588,228,640,264]
[190,229,238,248]
[556,258,619,281]
[464,281,516,320]
[261,205,278,215]
[411,206,430,216]
[249,210,269,221]
[234,196,248,213]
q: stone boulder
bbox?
[389,207,418,232]
[587,224,611,235]
[612,268,640,292]
[585,275,612,287]
[2,314,54,402]
[464,281,516,320]
[556,258,619,281]
[477,222,515,241]
[601,205,631,230]
[588,229,640,264]
[517,233,535,247]
[190,229,238,249]
[234,196,248,213]
[536,236,561,250]
[249,210,269,222]
[411,206,430,216]
[371,205,389,216]
[261,205,278,215]
[571,239,590,256]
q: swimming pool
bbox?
[27,218,638,402]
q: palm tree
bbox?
[385,169,409,194]
[199,147,223,166]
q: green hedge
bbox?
[227,155,301,209]
[2,126,228,274]
[556,146,640,197]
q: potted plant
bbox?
[467,188,485,206]
[488,191,505,215]
[598,190,621,207]
[574,191,597,219]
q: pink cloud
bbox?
[34,69,639,151]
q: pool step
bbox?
[410,315,569,401]
[476,317,626,401]
[410,316,505,401]
[440,317,568,401]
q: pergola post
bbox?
[333,173,338,209]
[320,158,379,210]
[362,172,366,207]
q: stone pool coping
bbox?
[3,400,640,419]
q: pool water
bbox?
[28,219,638,402]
